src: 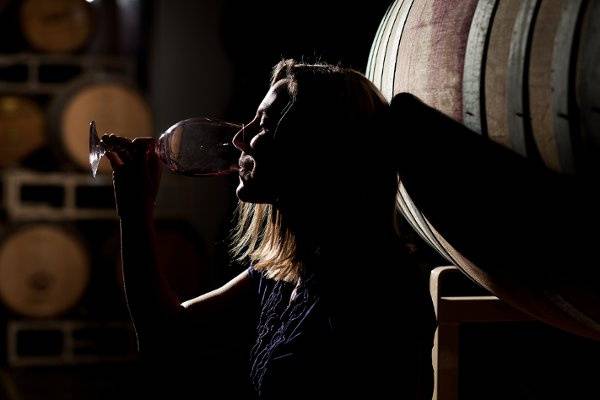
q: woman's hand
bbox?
[101,134,162,219]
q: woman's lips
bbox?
[238,155,255,177]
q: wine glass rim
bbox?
[164,117,242,134]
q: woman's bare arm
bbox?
[121,212,255,355]
[181,269,252,313]
[179,269,256,353]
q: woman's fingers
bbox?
[101,133,132,148]
[101,133,134,165]
[101,133,132,149]
[131,137,157,157]
[105,151,124,170]
[99,134,157,173]
[131,137,155,146]
[104,136,161,219]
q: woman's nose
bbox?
[232,125,248,152]
[232,119,257,152]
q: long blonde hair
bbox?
[230,59,391,283]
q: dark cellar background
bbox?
[0,0,598,399]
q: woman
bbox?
[104,59,435,399]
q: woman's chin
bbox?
[235,181,249,201]
[236,179,257,202]
[236,179,274,204]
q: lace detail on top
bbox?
[248,268,327,397]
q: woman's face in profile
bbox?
[232,78,293,203]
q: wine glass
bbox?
[89,118,242,178]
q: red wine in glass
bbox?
[89,118,242,178]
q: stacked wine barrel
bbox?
[0,0,154,323]
[367,0,600,340]
[0,0,94,168]
[49,74,153,173]
[0,96,45,168]
[0,0,153,173]
[20,0,95,53]
[0,224,90,318]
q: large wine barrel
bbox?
[368,0,480,254]
[0,224,90,318]
[49,74,153,173]
[0,96,45,168]
[368,0,595,174]
[576,0,600,172]
[528,0,569,171]
[368,0,600,340]
[484,0,528,155]
[392,93,600,340]
[20,0,94,53]
[368,0,480,121]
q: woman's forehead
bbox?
[258,79,291,117]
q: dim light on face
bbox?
[232,79,293,204]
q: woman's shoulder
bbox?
[247,264,261,281]
[246,264,294,300]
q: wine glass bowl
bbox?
[156,117,241,176]
[89,117,242,178]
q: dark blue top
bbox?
[246,259,435,399]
